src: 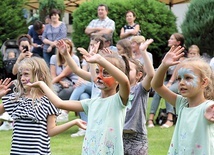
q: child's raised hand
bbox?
[139,39,154,52]
[78,47,101,63]
[100,48,112,55]
[162,46,185,67]
[74,118,87,130]
[89,41,100,54]
[204,104,214,122]
[56,40,68,56]
[77,47,88,56]
[0,78,12,97]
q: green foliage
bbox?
[0,0,27,47]
[0,51,3,71]
[181,0,214,56]
[39,0,65,22]
[72,0,177,67]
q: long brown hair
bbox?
[57,38,73,66]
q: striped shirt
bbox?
[2,93,59,155]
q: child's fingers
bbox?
[146,39,154,45]
[1,78,11,86]
[77,48,88,55]
[174,46,184,55]
[168,45,177,53]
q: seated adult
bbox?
[12,34,40,75]
[50,38,80,102]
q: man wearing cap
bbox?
[85,4,115,39]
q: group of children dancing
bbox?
[0,37,214,155]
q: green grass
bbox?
[0,98,174,155]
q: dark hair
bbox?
[49,9,61,18]
[102,34,112,42]
[33,20,43,31]
[17,34,32,46]
[98,4,108,11]
[92,36,105,50]
[126,10,136,17]
[172,33,185,47]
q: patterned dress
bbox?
[2,93,59,155]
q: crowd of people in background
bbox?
[0,3,214,155]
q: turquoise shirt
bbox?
[81,93,129,155]
[168,95,214,155]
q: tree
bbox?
[39,0,65,23]
[0,0,27,47]
[72,0,177,68]
[181,0,214,57]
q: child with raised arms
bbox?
[151,46,214,154]
[0,57,86,154]
[28,41,131,154]
[123,39,154,155]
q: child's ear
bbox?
[202,77,209,88]
[137,72,143,81]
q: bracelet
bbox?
[169,80,173,83]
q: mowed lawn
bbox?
[0,98,174,155]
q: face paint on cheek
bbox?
[94,65,116,88]
[26,79,30,83]
[102,76,116,87]
[178,68,199,88]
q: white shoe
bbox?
[0,122,13,131]
[0,112,13,122]
[56,111,68,122]
[71,128,86,137]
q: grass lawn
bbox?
[0,98,174,155]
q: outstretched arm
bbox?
[27,81,83,112]
[151,46,184,107]
[139,39,155,91]
[47,117,87,137]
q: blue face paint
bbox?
[177,68,199,88]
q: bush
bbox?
[72,0,177,67]
[181,0,214,57]
[0,0,27,47]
